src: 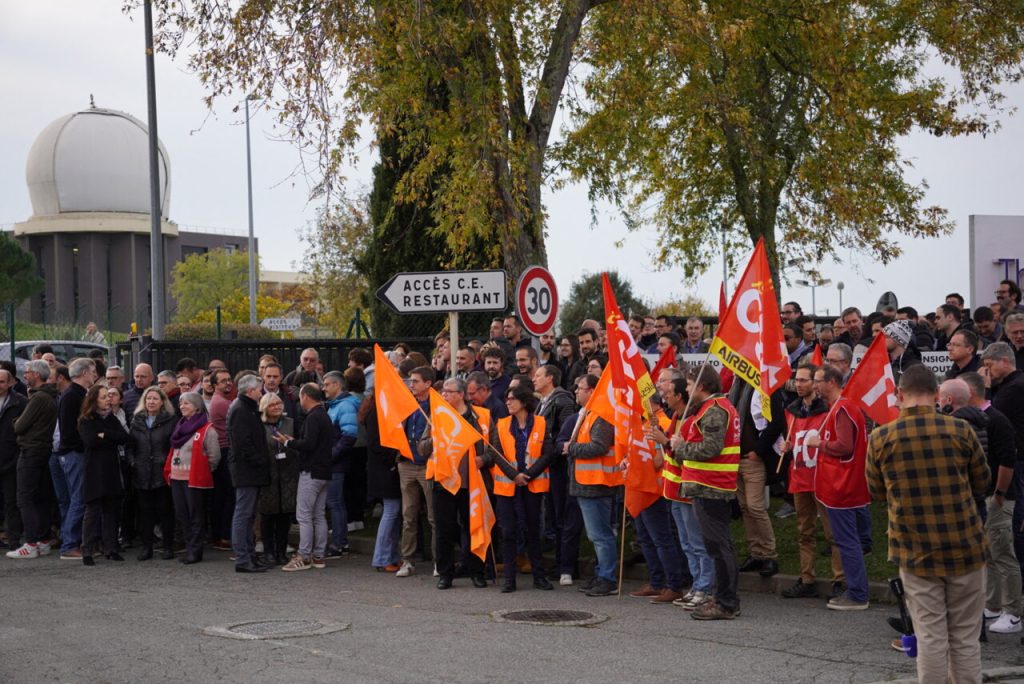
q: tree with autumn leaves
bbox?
[146,0,1024,291]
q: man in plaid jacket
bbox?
[866,365,990,683]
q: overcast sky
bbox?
[3,2,1023,324]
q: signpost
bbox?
[376,269,508,372]
[514,266,559,336]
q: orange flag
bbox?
[467,447,496,562]
[709,238,790,420]
[426,388,484,494]
[840,335,899,425]
[602,274,662,517]
[811,344,823,367]
[373,344,420,460]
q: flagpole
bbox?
[678,347,717,420]
[776,413,797,475]
[616,492,627,599]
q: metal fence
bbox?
[116,337,436,375]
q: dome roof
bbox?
[26,105,171,217]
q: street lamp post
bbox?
[244,97,257,326]
[837,281,845,314]
[795,278,832,316]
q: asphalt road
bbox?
[2,550,1022,683]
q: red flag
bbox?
[373,344,420,459]
[467,448,496,562]
[811,344,823,367]
[649,344,677,379]
[426,388,484,494]
[602,274,662,516]
[840,334,899,425]
[709,238,790,419]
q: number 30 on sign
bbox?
[515,266,559,336]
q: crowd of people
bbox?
[1,278,1023,681]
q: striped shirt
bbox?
[865,404,989,576]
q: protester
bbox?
[0,369,27,552]
[165,393,220,565]
[227,374,272,573]
[78,384,130,566]
[361,400,402,573]
[258,393,299,567]
[866,365,989,683]
[56,358,97,561]
[395,366,437,578]
[128,386,177,561]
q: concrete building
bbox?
[7,103,250,332]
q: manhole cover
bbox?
[203,619,350,641]
[491,609,607,627]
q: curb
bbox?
[864,666,1024,684]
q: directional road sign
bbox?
[261,317,301,331]
[376,270,507,314]
[515,266,558,335]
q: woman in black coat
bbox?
[79,384,130,566]
[129,387,179,561]
[360,401,402,571]
[258,393,299,566]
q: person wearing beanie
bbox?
[884,319,922,385]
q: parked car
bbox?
[0,340,115,376]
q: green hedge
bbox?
[162,323,270,340]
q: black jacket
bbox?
[982,405,1019,499]
[363,403,401,501]
[56,382,87,454]
[0,391,28,473]
[991,370,1024,459]
[730,383,786,482]
[537,386,577,466]
[227,394,271,488]
[289,403,333,481]
[80,413,130,502]
[14,384,58,454]
[129,410,178,490]
[259,417,300,515]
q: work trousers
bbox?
[736,456,777,560]
[398,461,436,563]
[694,497,739,612]
[793,491,844,584]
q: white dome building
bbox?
[11,103,247,331]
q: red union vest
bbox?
[661,414,694,501]
[814,397,870,509]
[678,396,741,492]
[163,423,215,489]
[493,414,549,496]
[574,411,625,487]
[785,407,828,494]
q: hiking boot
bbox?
[691,599,738,620]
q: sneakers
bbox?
[678,590,711,611]
[585,579,618,597]
[984,608,1003,620]
[281,555,312,572]
[60,549,83,560]
[781,580,819,599]
[891,637,909,652]
[311,556,326,569]
[433,565,440,577]
[559,573,573,586]
[989,613,1022,633]
[673,589,697,607]
[37,541,52,556]
[324,546,344,560]
[6,543,39,559]
[775,502,796,519]
[577,576,597,593]
[691,599,739,620]
[829,581,846,599]
[827,595,869,611]
[629,583,661,598]
[396,561,415,577]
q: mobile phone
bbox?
[271,426,279,435]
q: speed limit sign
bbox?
[515,266,559,336]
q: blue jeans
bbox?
[58,451,86,553]
[372,498,402,567]
[49,452,69,527]
[231,486,259,566]
[578,496,618,583]
[827,506,869,602]
[327,472,348,549]
[855,506,873,550]
[634,497,687,591]
[671,500,715,593]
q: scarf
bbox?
[170,413,208,448]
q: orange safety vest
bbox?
[493,414,549,496]
[678,396,741,492]
[573,411,625,487]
